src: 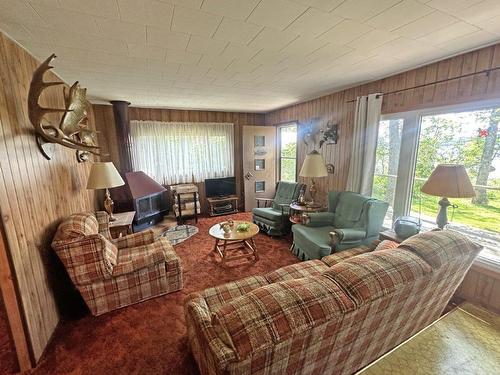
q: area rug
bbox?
[29,213,299,375]
[160,225,198,245]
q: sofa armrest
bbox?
[113,230,155,249]
[331,228,366,242]
[185,295,238,372]
[256,197,274,208]
[304,212,335,227]
[112,247,166,276]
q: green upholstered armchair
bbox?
[291,191,388,260]
[252,181,305,236]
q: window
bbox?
[278,123,297,182]
[372,100,500,265]
[372,119,404,227]
[129,121,234,185]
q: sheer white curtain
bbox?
[130,121,234,185]
[346,93,383,195]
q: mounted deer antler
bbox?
[28,54,100,160]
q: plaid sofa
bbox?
[185,230,481,375]
[52,211,183,316]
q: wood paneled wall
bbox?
[455,264,500,313]
[92,105,265,212]
[265,43,500,204]
[0,32,97,364]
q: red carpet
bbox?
[0,294,18,374]
[30,213,299,374]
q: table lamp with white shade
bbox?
[420,164,475,229]
[299,150,328,205]
[86,162,125,221]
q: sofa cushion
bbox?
[212,276,355,359]
[292,224,334,259]
[323,249,432,306]
[200,275,269,313]
[265,260,329,283]
[399,230,482,269]
[252,207,283,221]
[321,246,371,266]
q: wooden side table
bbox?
[379,229,406,244]
[109,211,135,239]
[289,203,325,224]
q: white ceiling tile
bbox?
[118,0,174,28]
[171,5,222,36]
[213,17,263,44]
[317,20,373,45]
[221,43,261,60]
[56,0,120,18]
[95,18,146,44]
[247,0,308,30]
[332,0,401,22]
[249,27,298,51]
[348,29,399,50]
[0,21,33,41]
[366,0,434,31]
[285,7,344,38]
[3,0,498,112]
[452,0,500,24]
[28,4,100,33]
[481,16,500,36]
[165,49,201,64]
[425,0,483,13]
[146,27,190,49]
[393,10,457,39]
[284,35,329,55]
[436,30,500,52]
[127,43,166,60]
[186,35,228,54]
[161,0,203,9]
[198,54,234,69]
[289,0,344,12]
[201,0,260,20]
[418,22,480,46]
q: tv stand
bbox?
[207,196,239,217]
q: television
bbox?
[205,177,236,198]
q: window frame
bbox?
[380,98,500,267]
[277,122,298,182]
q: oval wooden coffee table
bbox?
[209,221,259,265]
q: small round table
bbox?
[289,203,325,224]
[208,221,259,265]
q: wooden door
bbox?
[243,126,276,211]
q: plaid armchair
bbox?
[185,230,481,375]
[52,211,183,316]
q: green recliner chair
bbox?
[252,181,305,236]
[291,191,388,260]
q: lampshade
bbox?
[299,150,328,178]
[86,162,125,189]
[421,164,475,198]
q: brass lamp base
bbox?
[104,188,116,221]
[309,178,317,205]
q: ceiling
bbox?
[1,0,500,112]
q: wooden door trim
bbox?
[0,220,33,371]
